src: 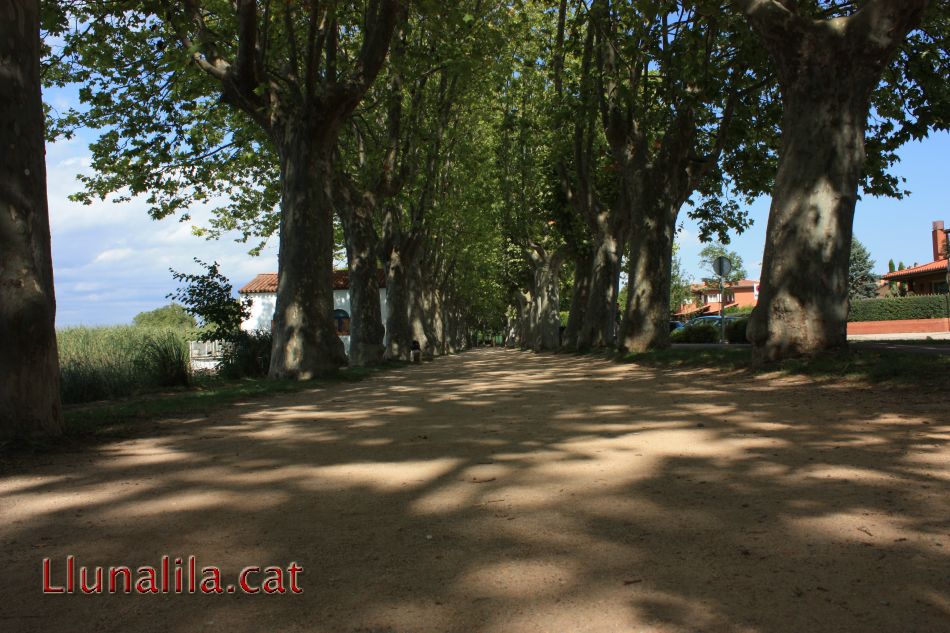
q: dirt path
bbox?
[2,349,948,633]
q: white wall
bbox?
[240,289,390,358]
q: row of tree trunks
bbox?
[0,0,64,440]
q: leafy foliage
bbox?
[849,295,950,322]
[699,244,748,284]
[133,304,197,329]
[848,238,880,300]
[219,331,272,379]
[726,318,750,345]
[168,259,250,342]
[671,323,720,344]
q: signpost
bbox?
[713,256,733,344]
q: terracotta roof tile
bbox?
[239,270,386,294]
[882,259,949,281]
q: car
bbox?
[669,321,685,332]
[685,315,741,328]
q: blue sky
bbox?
[45,79,949,327]
[677,131,950,283]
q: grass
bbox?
[64,361,405,437]
[58,326,194,404]
[623,345,950,384]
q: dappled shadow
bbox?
[1,349,947,632]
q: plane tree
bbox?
[731,0,948,360]
[1,0,64,440]
[50,0,405,378]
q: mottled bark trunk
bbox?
[269,136,346,378]
[562,251,592,351]
[743,0,928,361]
[619,207,676,353]
[530,250,565,352]
[577,225,623,352]
[408,263,435,359]
[384,242,412,361]
[0,1,64,440]
[342,203,384,367]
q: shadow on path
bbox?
[1,349,947,633]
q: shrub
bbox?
[671,323,720,343]
[849,295,949,322]
[168,259,251,342]
[218,331,272,379]
[137,330,192,388]
[726,318,749,344]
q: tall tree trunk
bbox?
[562,251,592,351]
[0,0,64,440]
[577,223,624,352]
[620,206,676,353]
[407,263,430,358]
[269,136,347,378]
[529,247,566,352]
[384,255,412,360]
[742,1,929,361]
[341,199,384,367]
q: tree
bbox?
[53,0,406,378]
[133,304,198,329]
[733,0,941,361]
[699,244,748,284]
[0,0,64,441]
[168,260,250,342]
[848,239,879,300]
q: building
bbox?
[881,221,950,295]
[239,271,389,355]
[676,279,760,319]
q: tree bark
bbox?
[562,251,592,351]
[269,134,347,378]
[383,251,412,360]
[0,0,64,440]
[620,206,676,353]
[340,194,384,367]
[576,222,624,352]
[741,1,929,361]
[529,247,566,352]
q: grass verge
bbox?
[623,346,950,384]
[63,361,406,438]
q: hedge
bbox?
[849,295,950,322]
[726,318,749,344]
[671,323,720,343]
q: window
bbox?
[333,309,350,335]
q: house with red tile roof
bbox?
[239,271,388,355]
[882,221,950,295]
[675,279,760,319]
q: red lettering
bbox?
[262,567,286,595]
[288,562,303,594]
[109,567,132,593]
[42,558,65,594]
[239,567,260,594]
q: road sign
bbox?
[713,256,733,278]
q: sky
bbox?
[44,81,949,328]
